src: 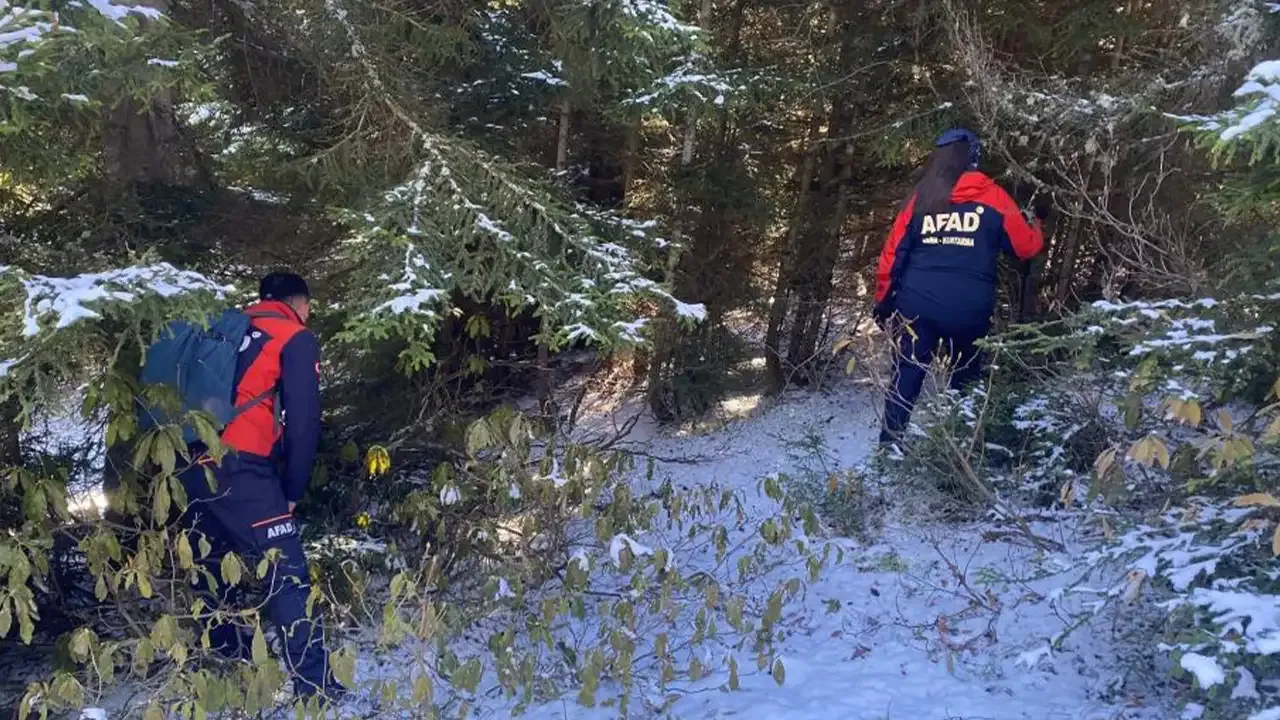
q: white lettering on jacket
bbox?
[265,521,296,540]
[921,209,983,236]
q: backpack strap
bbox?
[245,310,289,321]
[229,385,277,421]
[225,309,289,423]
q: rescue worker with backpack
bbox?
[139,272,345,703]
[873,129,1048,446]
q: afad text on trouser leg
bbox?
[249,513,338,697]
[251,513,298,542]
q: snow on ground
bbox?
[350,381,1169,719]
[60,380,1171,719]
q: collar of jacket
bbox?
[245,299,304,325]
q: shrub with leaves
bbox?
[278,408,838,717]
[778,424,887,541]
[0,245,813,719]
[889,290,1280,718]
[8,386,834,717]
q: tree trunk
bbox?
[792,142,855,375]
[101,0,214,194]
[1054,158,1095,306]
[556,99,572,171]
[764,117,822,392]
[623,119,641,205]
[679,0,714,167]
[537,100,573,415]
[765,3,841,391]
[784,74,851,376]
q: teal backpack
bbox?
[137,309,275,446]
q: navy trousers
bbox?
[178,454,334,696]
[880,315,987,444]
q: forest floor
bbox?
[506,380,1172,720]
[340,378,1174,720]
[57,377,1178,720]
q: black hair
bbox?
[910,141,971,217]
[259,272,311,302]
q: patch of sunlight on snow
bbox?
[719,392,762,419]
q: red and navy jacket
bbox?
[221,300,321,504]
[875,171,1044,329]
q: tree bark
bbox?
[764,118,821,392]
[679,0,714,167]
[622,119,641,205]
[1054,157,1095,306]
[556,99,572,172]
[100,0,214,194]
[792,141,855,375]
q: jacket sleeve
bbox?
[985,185,1045,260]
[875,195,915,302]
[278,330,322,504]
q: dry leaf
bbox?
[1272,525,1280,557]
[832,337,854,356]
[1094,447,1118,479]
[1265,415,1280,442]
[1121,569,1146,605]
[1239,517,1270,533]
[1128,435,1170,469]
[1234,493,1280,508]
[1058,479,1075,508]
[1165,397,1202,427]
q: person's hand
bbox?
[288,501,297,514]
[1033,196,1052,222]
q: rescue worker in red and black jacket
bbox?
[177,272,344,702]
[874,129,1047,445]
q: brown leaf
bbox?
[1239,517,1270,533]
[1121,569,1146,605]
[1265,415,1280,442]
[1235,493,1280,508]
[1058,479,1074,508]
[1094,447,1118,479]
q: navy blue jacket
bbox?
[876,171,1044,330]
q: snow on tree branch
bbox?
[1174,60,1280,142]
[5,264,231,339]
[614,0,700,37]
[1,0,170,102]
[625,60,746,110]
